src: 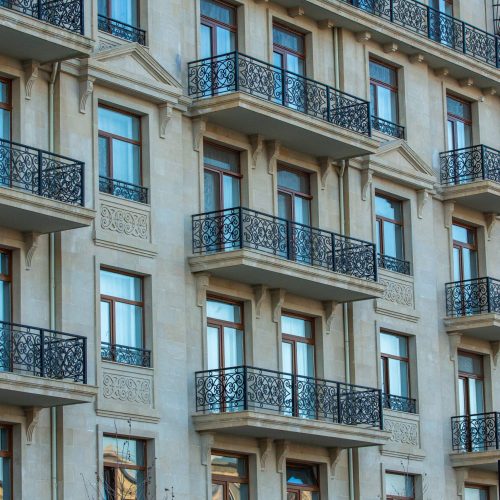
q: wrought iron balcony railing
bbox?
[195,365,384,429]
[340,0,500,68]
[0,321,87,383]
[99,175,148,204]
[382,393,417,413]
[451,412,500,452]
[98,14,146,45]
[0,138,85,206]
[378,253,411,275]
[445,277,500,317]
[440,145,500,186]
[188,52,371,136]
[371,116,405,139]
[101,342,151,368]
[192,207,378,281]
[0,0,83,34]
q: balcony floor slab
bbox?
[450,450,500,471]
[441,181,500,212]
[445,314,500,341]
[189,249,384,302]
[193,411,391,448]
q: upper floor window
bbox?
[447,95,472,150]
[0,249,11,324]
[103,435,147,500]
[211,452,249,500]
[204,142,241,212]
[464,484,489,500]
[452,222,478,282]
[98,106,146,203]
[98,0,138,27]
[370,59,398,125]
[201,0,237,59]
[286,463,320,500]
[277,167,311,225]
[430,0,453,15]
[0,78,11,141]
[273,24,305,76]
[385,472,414,499]
[100,269,149,367]
[375,194,405,263]
[458,351,484,416]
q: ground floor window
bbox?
[0,425,12,500]
[287,462,320,500]
[385,471,414,499]
[464,484,489,500]
[211,452,249,500]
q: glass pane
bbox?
[103,436,145,466]
[385,473,414,496]
[0,82,8,104]
[287,465,318,486]
[282,342,293,373]
[273,51,283,68]
[376,86,397,122]
[201,24,213,59]
[452,224,475,244]
[383,221,404,259]
[0,282,11,323]
[458,378,466,415]
[294,196,311,225]
[287,493,299,500]
[0,109,10,141]
[388,358,409,397]
[216,26,235,54]
[464,487,489,500]
[207,326,220,370]
[110,0,138,26]
[98,107,140,141]
[447,96,471,121]
[207,300,241,323]
[211,484,224,500]
[375,195,402,221]
[462,249,478,280]
[97,0,108,16]
[0,428,9,452]
[100,301,111,343]
[296,343,315,377]
[0,457,11,500]
[223,327,244,367]
[278,192,293,221]
[273,26,304,54]
[204,144,240,173]
[282,316,312,339]
[453,247,461,281]
[455,121,471,148]
[211,454,247,477]
[228,483,248,500]
[111,140,141,185]
[301,493,320,500]
[286,53,304,75]
[380,332,407,357]
[115,468,145,500]
[278,169,310,194]
[380,359,387,394]
[447,120,455,150]
[0,253,8,276]
[201,0,236,25]
[222,174,240,209]
[458,354,483,376]
[370,61,397,86]
[98,136,110,177]
[204,170,220,212]
[115,302,143,348]
[469,379,484,414]
[101,271,142,301]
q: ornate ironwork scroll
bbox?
[383,393,417,413]
[378,253,411,275]
[371,116,405,139]
[101,342,151,368]
[451,412,500,452]
[99,175,148,204]
[98,14,146,45]
[445,277,500,317]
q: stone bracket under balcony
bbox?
[193,411,391,449]
[189,249,384,302]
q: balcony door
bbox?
[369,59,399,129]
[281,314,315,418]
[453,223,478,282]
[429,0,454,45]
[200,0,236,59]
[447,95,472,151]
[98,0,138,27]
[0,78,10,142]
[0,250,11,324]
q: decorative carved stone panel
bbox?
[385,416,419,446]
[102,372,152,405]
[376,270,418,322]
[381,410,425,460]
[100,204,149,240]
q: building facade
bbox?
[0,0,498,498]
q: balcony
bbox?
[377,254,411,275]
[100,342,151,368]
[187,52,378,160]
[189,207,384,302]
[193,366,390,448]
[97,14,146,45]
[0,139,95,233]
[382,393,417,413]
[0,0,92,62]
[0,321,96,407]
[450,412,500,470]
[371,116,405,140]
[444,278,500,341]
[99,175,148,204]
[440,145,500,212]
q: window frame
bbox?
[0,248,12,323]
[272,23,306,73]
[375,192,405,259]
[277,165,312,224]
[446,94,472,150]
[210,450,249,500]
[464,483,490,500]
[0,77,12,141]
[0,424,13,500]
[369,58,399,123]
[380,330,410,398]
[457,350,484,416]
[200,0,237,56]
[100,268,145,352]
[98,0,140,25]
[385,471,415,500]
[286,462,320,499]
[452,221,478,282]
[98,104,143,186]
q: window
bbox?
[0,249,11,324]
[380,332,411,411]
[211,452,248,500]
[370,59,398,125]
[385,472,414,499]
[0,78,11,141]
[98,106,145,203]
[100,269,148,367]
[458,351,484,416]
[103,435,147,500]
[286,463,320,500]
[204,142,241,213]
[278,167,311,225]
[452,222,478,282]
[98,0,138,26]
[0,426,12,500]
[464,485,489,500]
[447,95,472,150]
[201,0,237,59]
[273,24,305,75]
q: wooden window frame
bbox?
[380,330,410,398]
[98,104,143,185]
[0,424,13,500]
[385,471,415,500]
[0,248,12,323]
[103,434,147,500]
[99,0,140,25]
[211,450,249,500]
[446,94,472,150]
[203,141,242,211]
[369,58,399,121]
[277,165,312,224]
[375,193,404,258]
[464,483,490,500]
[452,221,477,282]
[100,268,145,351]
[200,0,237,56]
[286,462,320,499]
[272,23,306,72]
[458,350,484,416]
[0,77,12,142]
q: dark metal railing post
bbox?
[286,220,291,260]
[487,277,492,313]
[389,0,394,23]
[234,52,239,92]
[426,5,431,39]
[281,67,286,107]
[373,244,378,281]
[37,150,43,196]
[379,390,384,429]
[243,366,248,410]
[39,329,45,378]
[336,381,341,424]
[326,88,331,123]
[462,23,467,54]
[80,0,84,35]
[481,144,486,180]
[80,162,85,206]
[495,412,499,450]
[238,207,244,249]
[37,0,42,20]
[496,37,500,69]
[83,337,87,384]
[331,233,336,272]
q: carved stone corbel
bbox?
[361,168,373,201]
[200,432,214,466]
[317,19,334,29]
[409,53,425,64]
[287,6,304,17]
[355,31,371,43]
[159,103,173,139]
[491,341,500,368]
[455,467,469,498]
[383,42,398,53]
[266,140,280,175]
[249,134,264,169]
[323,301,338,335]
[270,289,286,323]
[448,332,462,361]
[79,76,95,114]
[193,118,207,152]
[434,68,450,78]
[196,273,210,307]
[258,438,273,471]
[328,448,344,478]
[459,77,474,88]
[482,87,497,97]
[319,157,332,190]
[443,201,455,229]
[275,439,289,474]
[485,213,497,240]
[253,285,268,319]
[24,60,39,100]
[25,407,43,445]
[417,189,430,219]
[24,232,40,271]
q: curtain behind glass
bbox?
[111,0,138,26]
